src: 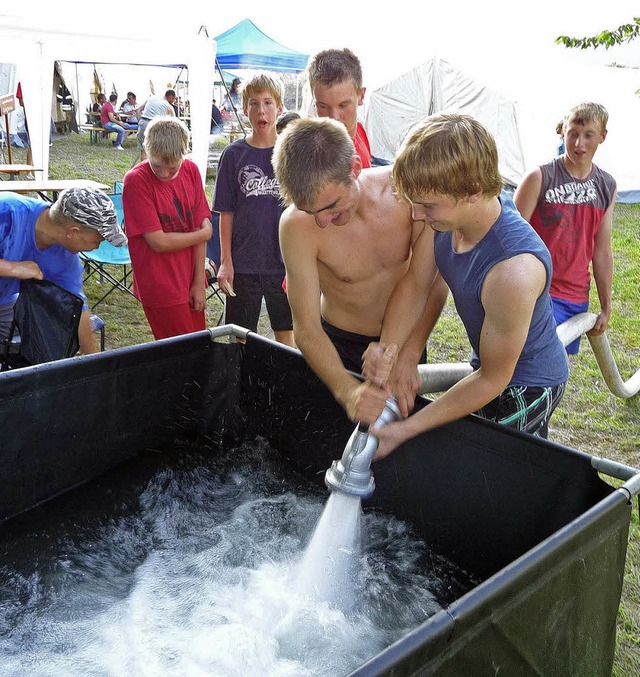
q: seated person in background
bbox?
[92,93,106,113]
[0,188,127,354]
[120,91,139,128]
[211,98,224,134]
[101,94,137,151]
[123,116,212,340]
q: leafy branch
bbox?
[556,18,640,50]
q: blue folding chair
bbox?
[80,192,135,310]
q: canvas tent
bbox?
[367,53,640,202]
[213,18,309,73]
[365,58,525,188]
[0,18,215,184]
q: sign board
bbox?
[0,94,16,116]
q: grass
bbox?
[7,131,640,674]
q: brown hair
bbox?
[393,113,504,202]
[307,48,363,92]
[273,117,355,208]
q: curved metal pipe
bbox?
[417,312,640,399]
[555,312,640,398]
[325,398,401,498]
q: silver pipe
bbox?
[417,312,640,399]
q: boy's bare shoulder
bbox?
[361,165,408,213]
[280,204,313,231]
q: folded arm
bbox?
[142,219,212,253]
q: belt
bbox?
[141,116,152,121]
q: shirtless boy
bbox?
[272,117,426,421]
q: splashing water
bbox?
[0,439,477,676]
[295,491,363,613]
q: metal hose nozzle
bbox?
[325,397,401,498]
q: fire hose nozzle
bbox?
[325,397,401,498]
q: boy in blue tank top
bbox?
[362,114,568,460]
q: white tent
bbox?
[365,58,526,188]
[366,53,640,202]
[0,17,216,184]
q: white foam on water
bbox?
[0,444,463,676]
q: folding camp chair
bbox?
[206,211,225,326]
[0,279,83,371]
[80,192,136,310]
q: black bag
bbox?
[1,279,83,370]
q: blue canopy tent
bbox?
[211,18,309,133]
[213,18,309,73]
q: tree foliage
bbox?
[556,18,640,50]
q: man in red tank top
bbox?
[307,48,372,168]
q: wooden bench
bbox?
[80,124,137,146]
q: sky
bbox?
[5,2,640,188]
[8,1,640,91]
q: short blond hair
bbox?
[564,102,608,134]
[143,116,189,162]
[273,118,355,208]
[241,73,283,109]
[393,113,504,203]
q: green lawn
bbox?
[8,131,640,674]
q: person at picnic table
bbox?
[0,187,127,354]
[101,94,136,151]
[119,91,139,128]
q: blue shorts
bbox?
[223,273,292,333]
[552,297,589,355]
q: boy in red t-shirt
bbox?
[123,116,212,340]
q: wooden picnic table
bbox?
[0,179,110,201]
[0,164,44,180]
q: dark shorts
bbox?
[321,318,379,373]
[552,297,590,355]
[476,381,567,438]
[224,273,292,333]
[321,318,428,374]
